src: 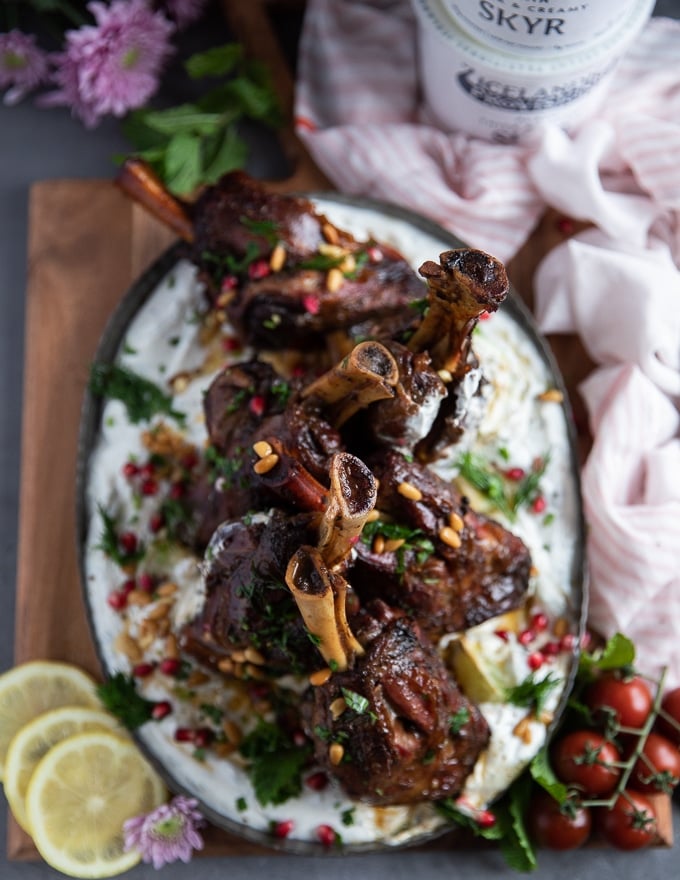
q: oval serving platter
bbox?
[76,193,587,854]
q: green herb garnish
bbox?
[341,688,371,716]
[506,672,561,716]
[457,452,515,520]
[449,707,471,735]
[121,44,282,196]
[239,718,312,806]
[96,505,145,566]
[96,673,154,730]
[360,520,435,574]
[240,216,279,245]
[90,363,185,426]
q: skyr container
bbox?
[412,0,655,143]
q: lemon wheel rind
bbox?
[25,730,166,879]
[4,706,123,834]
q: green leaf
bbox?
[512,454,550,512]
[121,110,170,151]
[142,105,223,136]
[96,673,154,730]
[457,452,515,520]
[185,43,244,79]
[499,776,538,872]
[435,800,504,840]
[240,719,311,806]
[95,504,145,567]
[223,75,281,123]
[506,672,561,716]
[89,362,185,425]
[164,132,203,196]
[202,126,248,184]
[341,688,371,716]
[579,632,635,675]
[529,747,569,802]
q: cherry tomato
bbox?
[584,671,652,730]
[657,687,680,746]
[596,791,658,850]
[630,732,680,794]
[527,789,592,850]
[552,730,621,796]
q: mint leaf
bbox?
[579,632,635,675]
[499,776,537,872]
[529,747,569,802]
[165,132,203,196]
[185,43,244,79]
[435,800,503,840]
[240,719,311,806]
[142,105,222,136]
[202,127,248,184]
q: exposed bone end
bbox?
[285,547,364,671]
[116,158,195,243]
[318,453,378,568]
[302,341,399,427]
[409,249,508,371]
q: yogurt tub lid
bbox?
[412,0,656,73]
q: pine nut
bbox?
[373,535,386,555]
[437,369,453,383]
[538,388,564,403]
[244,646,265,666]
[365,509,380,523]
[172,375,189,394]
[322,222,339,244]
[146,600,173,620]
[439,526,462,549]
[231,650,246,663]
[164,634,179,659]
[222,720,243,746]
[309,667,332,686]
[157,582,178,597]
[326,267,344,293]
[186,669,210,687]
[397,481,422,501]
[329,743,345,765]
[127,590,152,607]
[340,254,356,275]
[253,453,279,475]
[318,242,345,258]
[552,617,570,638]
[449,511,465,532]
[269,243,286,272]
[513,715,533,744]
[115,631,143,663]
[383,538,405,553]
[253,440,273,459]
[330,698,347,720]
[217,657,234,674]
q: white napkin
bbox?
[295,0,680,687]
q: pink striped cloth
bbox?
[295,0,680,687]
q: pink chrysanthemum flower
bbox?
[123,795,205,868]
[41,0,174,127]
[0,30,50,105]
[163,0,209,29]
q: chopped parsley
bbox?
[200,703,224,725]
[456,451,550,520]
[361,519,435,575]
[205,445,248,489]
[449,707,470,735]
[96,673,154,730]
[298,252,345,272]
[90,362,185,426]
[270,379,291,407]
[96,505,145,566]
[506,672,561,716]
[340,807,356,827]
[340,688,371,716]
[239,718,312,806]
[202,242,260,281]
[239,216,279,245]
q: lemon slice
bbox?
[26,730,167,878]
[4,706,125,834]
[0,661,100,780]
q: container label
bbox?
[457,63,614,111]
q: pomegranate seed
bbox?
[138,573,155,592]
[193,727,214,748]
[528,651,546,670]
[132,662,155,678]
[305,771,329,791]
[159,657,182,676]
[557,216,575,236]
[292,730,308,748]
[221,274,238,291]
[559,633,577,652]
[273,819,294,839]
[543,640,560,656]
[367,246,383,263]
[141,478,158,496]
[222,336,241,353]
[248,395,266,417]
[476,810,497,828]
[121,578,136,596]
[291,363,306,378]
[181,450,199,470]
[494,629,510,641]
[141,462,156,479]
[122,461,139,479]
[505,467,525,481]
[478,310,491,321]
[152,701,172,720]
[302,294,320,315]
[149,512,164,533]
[169,482,185,500]
[174,727,196,743]
[248,259,270,280]
[518,629,535,646]
[531,495,547,514]
[118,531,138,555]
[107,590,127,610]
[316,824,337,847]
[531,612,549,631]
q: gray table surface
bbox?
[2,3,680,878]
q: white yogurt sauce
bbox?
[84,199,581,846]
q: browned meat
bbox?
[179,511,324,676]
[351,451,531,639]
[302,602,489,805]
